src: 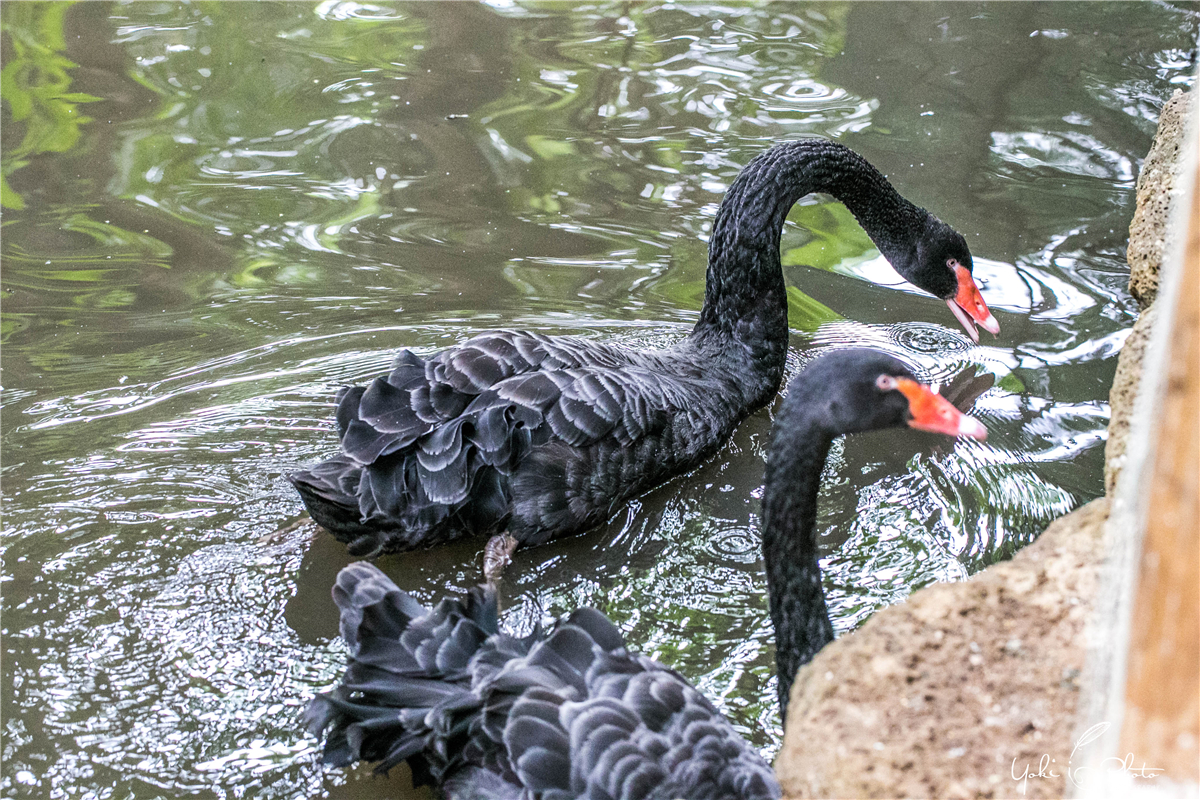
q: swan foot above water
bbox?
[482,531,519,584]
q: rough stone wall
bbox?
[776,499,1109,799]
[1104,304,1157,494]
[775,89,1193,799]
[1127,89,1195,310]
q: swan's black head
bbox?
[781,349,988,440]
[901,217,999,344]
[764,348,985,721]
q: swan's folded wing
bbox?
[336,331,637,462]
[342,339,686,477]
[308,566,780,799]
[492,639,781,800]
[542,366,681,449]
[294,330,703,550]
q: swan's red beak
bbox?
[895,377,988,440]
[947,264,999,344]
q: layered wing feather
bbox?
[305,564,780,800]
[291,330,746,555]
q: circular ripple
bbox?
[704,526,762,563]
[890,322,973,355]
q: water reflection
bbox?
[1,2,1196,799]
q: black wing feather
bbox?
[291,331,753,555]
[307,564,780,800]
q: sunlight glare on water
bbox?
[1,3,1196,798]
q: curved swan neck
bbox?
[761,401,838,723]
[693,140,925,348]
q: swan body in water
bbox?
[289,140,998,559]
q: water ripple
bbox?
[890,322,973,356]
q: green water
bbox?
[1,2,1196,798]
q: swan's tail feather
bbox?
[304,563,501,786]
[287,457,389,555]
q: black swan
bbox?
[289,140,998,562]
[303,349,989,800]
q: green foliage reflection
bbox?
[781,203,875,273]
[1,1,101,209]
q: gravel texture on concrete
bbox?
[1128,89,1195,310]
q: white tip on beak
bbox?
[946,299,979,343]
[957,413,988,441]
[978,311,1000,336]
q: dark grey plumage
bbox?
[304,562,781,800]
[291,333,756,556]
[290,140,981,556]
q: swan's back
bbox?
[305,562,781,800]
[290,329,765,555]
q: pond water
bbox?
[2,2,1196,798]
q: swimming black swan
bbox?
[303,349,989,799]
[289,139,998,562]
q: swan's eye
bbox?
[876,375,898,391]
[947,258,959,270]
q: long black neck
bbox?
[761,402,839,722]
[690,140,926,401]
